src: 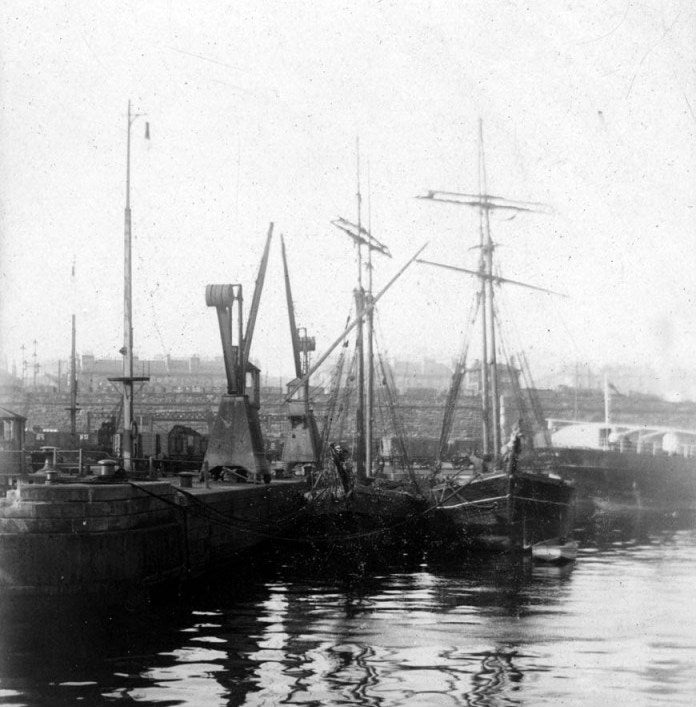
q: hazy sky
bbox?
[1,1,694,385]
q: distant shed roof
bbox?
[0,407,26,421]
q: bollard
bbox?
[96,459,118,478]
[179,472,195,489]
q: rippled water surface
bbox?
[1,511,695,706]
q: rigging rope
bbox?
[493,290,553,447]
[437,290,481,463]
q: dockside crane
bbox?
[203,224,273,479]
[279,235,321,473]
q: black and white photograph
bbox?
[0,1,694,704]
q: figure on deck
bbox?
[329,443,354,494]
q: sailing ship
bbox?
[324,213,427,532]
[285,155,428,545]
[416,121,575,551]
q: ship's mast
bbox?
[416,121,560,468]
[477,129,491,457]
[479,121,501,461]
[324,167,397,480]
[365,161,375,479]
[354,138,366,481]
[286,242,423,403]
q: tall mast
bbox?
[477,129,491,457]
[122,100,135,470]
[111,101,149,471]
[365,161,374,479]
[354,138,366,481]
[479,121,501,461]
[416,123,557,467]
[328,149,394,480]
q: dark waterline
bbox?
[1,510,695,706]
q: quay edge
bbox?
[0,477,306,598]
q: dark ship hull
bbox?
[427,471,574,551]
[350,482,426,527]
[297,479,427,560]
[550,447,696,511]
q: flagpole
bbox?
[122,101,134,470]
[111,101,150,472]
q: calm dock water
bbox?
[0,510,695,706]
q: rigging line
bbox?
[374,380,388,445]
[495,289,532,390]
[493,295,550,445]
[491,225,578,364]
[372,316,390,437]
[373,336,394,435]
[495,250,570,351]
[373,327,420,488]
[318,316,353,469]
[436,289,481,464]
[497,261,579,368]
[334,344,358,445]
[493,304,533,431]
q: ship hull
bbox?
[427,472,574,551]
[550,447,696,510]
[349,483,426,526]
[297,481,427,557]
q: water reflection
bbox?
[0,509,694,705]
